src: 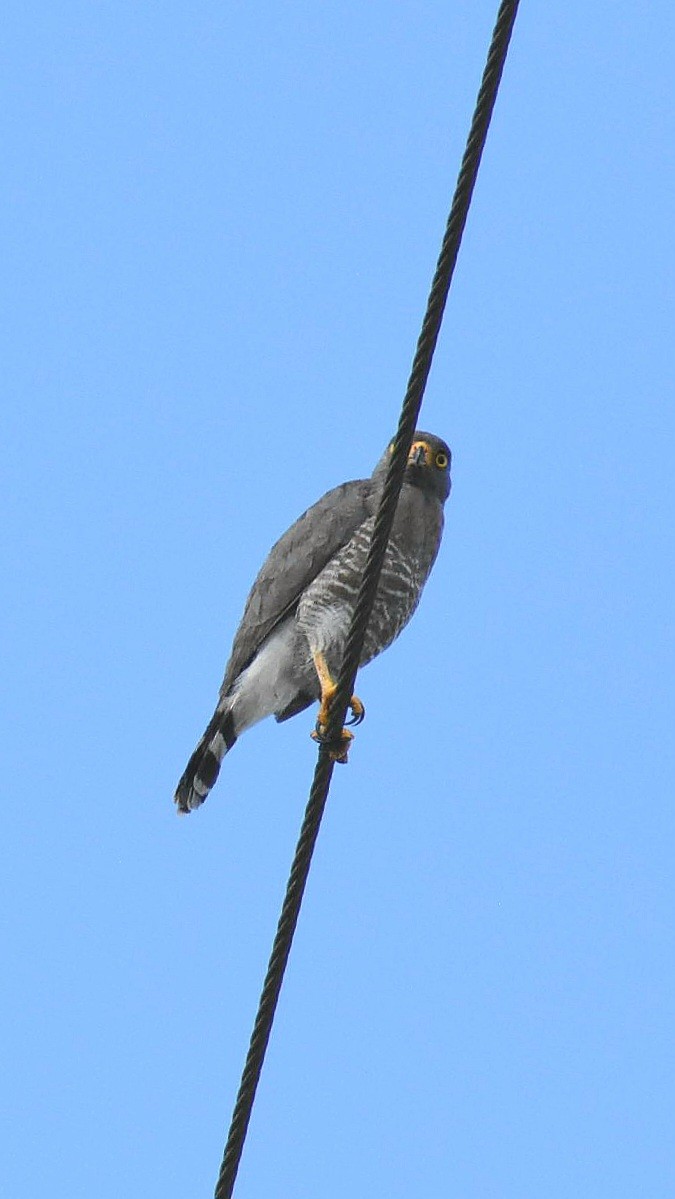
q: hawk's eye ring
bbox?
[435,451,449,469]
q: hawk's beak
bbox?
[408,441,430,467]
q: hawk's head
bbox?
[374,430,452,503]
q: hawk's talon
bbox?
[345,695,365,727]
[310,650,362,761]
[316,691,337,733]
[310,726,354,764]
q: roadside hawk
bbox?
[174,431,451,813]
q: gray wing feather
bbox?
[221,478,374,691]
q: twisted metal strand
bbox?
[330,0,521,731]
[214,751,335,1199]
[214,4,520,1195]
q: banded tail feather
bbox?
[174,702,237,814]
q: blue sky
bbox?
[3,2,674,1196]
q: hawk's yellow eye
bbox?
[435,451,449,469]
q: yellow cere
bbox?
[409,440,431,462]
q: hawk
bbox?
[175,431,451,813]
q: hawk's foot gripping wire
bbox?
[310,725,354,764]
[311,650,364,762]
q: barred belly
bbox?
[296,520,425,669]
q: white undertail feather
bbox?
[174,617,304,814]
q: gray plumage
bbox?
[175,431,451,813]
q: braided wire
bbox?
[214,750,336,1199]
[214,3,520,1195]
[329,0,520,729]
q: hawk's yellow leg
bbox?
[310,650,365,763]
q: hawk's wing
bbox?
[221,478,374,691]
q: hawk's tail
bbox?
[174,700,237,814]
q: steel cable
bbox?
[214,3,520,1194]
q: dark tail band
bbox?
[174,705,237,814]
